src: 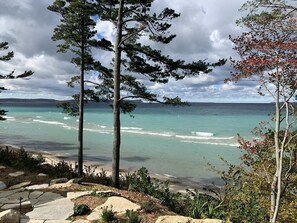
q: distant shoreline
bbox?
[0,97,274,104]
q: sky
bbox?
[0,0,272,103]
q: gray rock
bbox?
[87,196,140,221]
[8,171,25,177]
[0,209,20,223]
[26,184,49,190]
[34,192,64,207]
[49,178,68,185]
[25,198,74,220]
[2,200,31,210]
[67,191,93,200]
[9,181,31,190]
[0,166,6,169]
[0,188,24,198]
[29,191,44,199]
[8,191,30,201]
[0,182,6,191]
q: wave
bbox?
[63,117,71,120]
[98,125,107,129]
[84,128,111,135]
[176,135,234,140]
[33,119,65,126]
[4,116,16,121]
[182,140,239,147]
[122,129,173,137]
[192,131,214,137]
[121,127,143,130]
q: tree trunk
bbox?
[271,73,280,223]
[78,0,86,178]
[112,0,124,188]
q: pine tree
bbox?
[92,0,226,187]
[0,42,33,120]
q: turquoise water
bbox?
[0,102,275,185]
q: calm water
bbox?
[0,101,275,185]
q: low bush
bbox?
[125,210,142,223]
[73,204,91,216]
[101,206,117,223]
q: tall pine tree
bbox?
[48,0,110,177]
[91,0,226,187]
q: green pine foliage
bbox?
[0,42,33,120]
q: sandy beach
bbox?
[0,144,220,194]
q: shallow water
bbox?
[0,101,275,185]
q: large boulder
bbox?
[0,209,20,223]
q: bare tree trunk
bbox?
[112,0,124,188]
[78,0,86,178]
[271,74,280,223]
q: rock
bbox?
[2,200,31,210]
[20,218,44,223]
[8,171,25,177]
[0,188,24,198]
[72,220,91,223]
[34,192,63,206]
[8,191,30,201]
[155,216,224,223]
[67,178,83,184]
[26,184,49,190]
[29,191,44,200]
[25,198,74,220]
[0,166,5,169]
[9,181,31,190]
[0,182,7,191]
[49,178,68,185]
[67,191,93,200]
[0,209,20,223]
[44,220,72,223]
[95,190,120,197]
[37,173,48,177]
[48,182,72,189]
[87,196,140,221]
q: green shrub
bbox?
[83,167,112,186]
[101,207,117,223]
[73,204,91,216]
[125,210,142,223]
[141,200,158,213]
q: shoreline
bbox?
[0,144,222,194]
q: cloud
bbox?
[0,0,266,102]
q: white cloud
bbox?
[0,0,268,103]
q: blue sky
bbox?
[0,0,272,103]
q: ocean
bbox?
[0,100,275,186]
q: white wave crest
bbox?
[122,129,173,137]
[182,140,239,147]
[121,127,143,130]
[98,125,107,129]
[33,119,65,125]
[4,116,16,121]
[63,117,71,120]
[192,131,214,137]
